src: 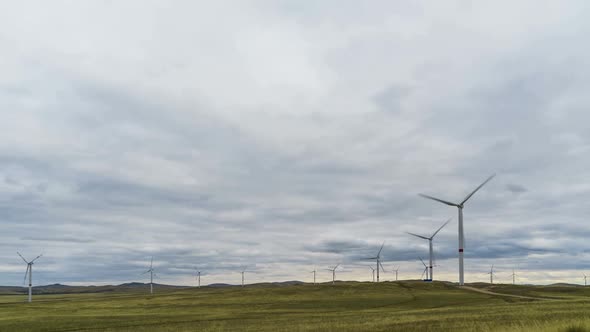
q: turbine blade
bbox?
[419,257,427,267]
[334,263,340,270]
[460,174,496,205]
[150,257,153,269]
[23,265,30,284]
[406,232,429,240]
[377,242,385,257]
[421,268,427,279]
[31,254,43,263]
[431,218,452,238]
[17,252,28,264]
[379,262,386,273]
[419,193,458,207]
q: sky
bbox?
[1,0,590,287]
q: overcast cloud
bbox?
[1,1,590,286]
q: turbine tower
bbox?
[487,265,495,284]
[584,274,587,287]
[310,269,316,285]
[364,242,385,282]
[327,264,340,284]
[407,218,452,281]
[393,266,399,281]
[419,257,428,280]
[141,257,155,294]
[195,268,202,288]
[419,174,495,286]
[17,252,42,303]
[369,266,375,282]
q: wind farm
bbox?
[3,1,590,331]
[3,172,590,332]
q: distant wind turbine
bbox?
[406,218,452,281]
[141,257,155,294]
[17,252,42,303]
[364,242,386,282]
[195,268,202,288]
[511,269,517,285]
[240,267,253,287]
[419,258,429,280]
[487,265,496,284]
[327,264,340,284]
[393,266,400,281]
[584,274,587,287]
[310,269,316,285]
[419,174,496,286]
[369,266,375,282]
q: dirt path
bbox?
[460,286,550,301]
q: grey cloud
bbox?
[506,184,528,194]
[21,237,94,244]
[373,84,412,113]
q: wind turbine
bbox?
[511,269,517,285]
[419,174,496,286]
[419,257,428,280]
[364,242,385,282]
[393,266,399,281]
[310,269,316,285]
[327,264,340,284]
[584,274,587,287]
[17,252,42,303]
[406,218,452,281]
[369,266,375,282]
[195,268,202,288]
[487,265,495,284]
[141,257,155,294]
[240,267,253,287]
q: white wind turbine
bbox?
[419,258,429,280]
[420,174,496,286]
[17,252,42,303]
[141,257,156,294]
[487,265,496,284]
[364,243,386,282]
[407,218,452,281]
[369,266,375,282]
[310,269,317,285]
[511,269,517,285]
[584,274,587,287]
[393,266,400,281]
[327,264,340,284]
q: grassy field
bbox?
[1,281,590,332]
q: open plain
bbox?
[1,281,590,332]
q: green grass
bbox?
[1,281,590,331]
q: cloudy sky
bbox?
[1,1,590,287]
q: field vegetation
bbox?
[1,281,589,331]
